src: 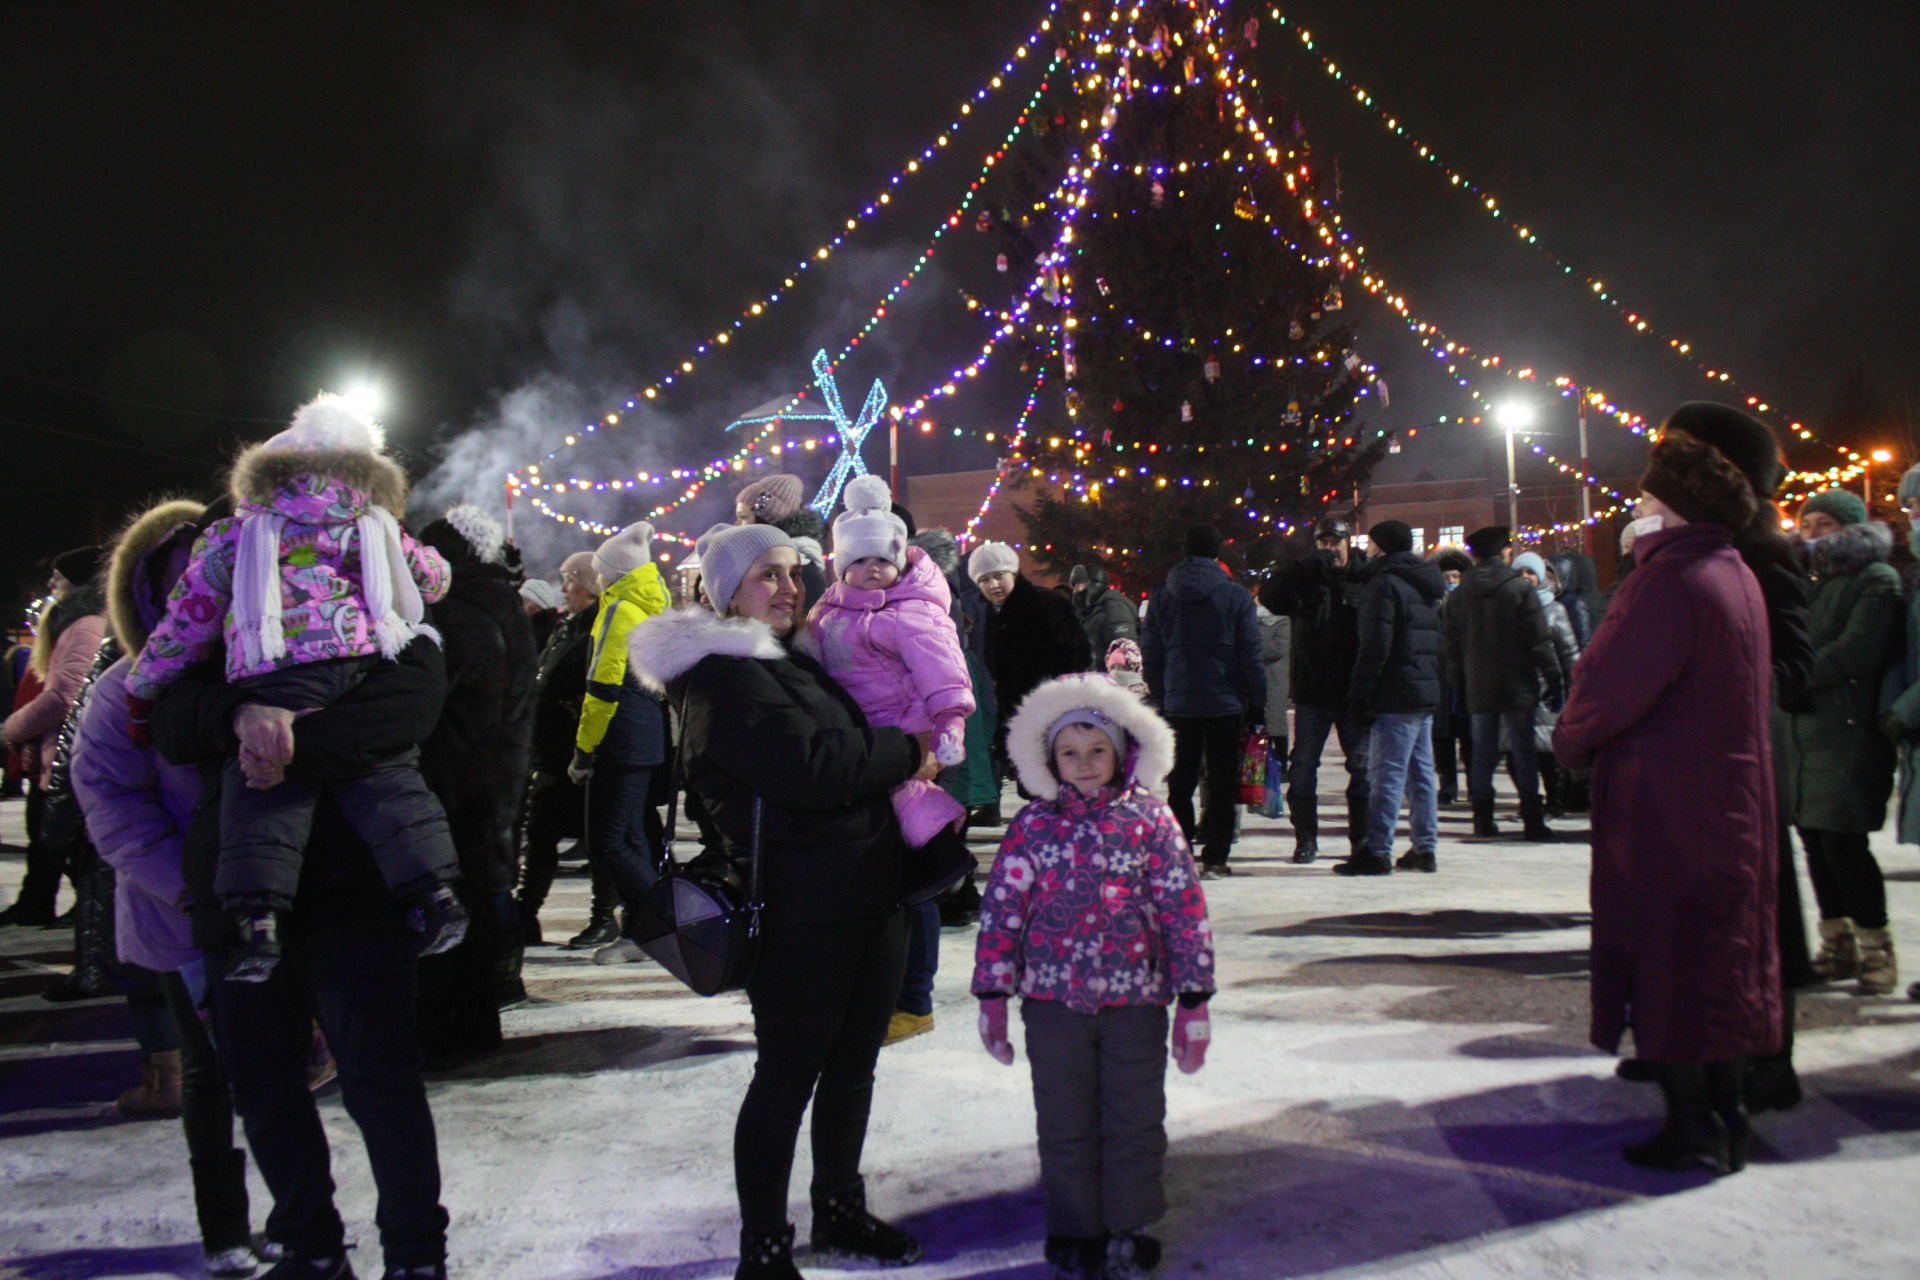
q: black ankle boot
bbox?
[1622,1063,1732,1174]
[408,885,469,957]
[1470,799,1499,838]
[736,1224,801,1280]
[1706,1058,1752,1173]
[226,903,284,984]
[1044,1234,1107,1280]
[811,1178,921,1265]
[1744,1049,1802,1113]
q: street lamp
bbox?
[1494,400,1536,528]
[1866,448,1893,510]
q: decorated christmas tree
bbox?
[986,0,1386,588]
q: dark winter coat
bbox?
[629,608,920,931]
[1142,557,1263,719]
[983,573,1092,723]
[419,559,538,895]
[150,635,451,949]
[1553,522,1780,1063]
[1347,552,1445,714]
[1782,523,1902,834]
[1443,558,1559,714]
[1076,580,1140,659]
[1887,561,1920,845]
[912,530,999,809]
[1258,551,1365,711]
[529,602,598,775]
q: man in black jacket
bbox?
[1338,522,1446,875]
[1069,562,1139,663]
[1258,515,1370,863]
[1443,526,1560,839]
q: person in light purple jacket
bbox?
[72,497,268,1278]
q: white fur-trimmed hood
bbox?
[628,606,786,692]
[1005,673,1176,801]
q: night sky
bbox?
[4,1,1915,608]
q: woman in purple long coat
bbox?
[1554,431,1782,1176]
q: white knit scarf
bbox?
[233,505,432,670]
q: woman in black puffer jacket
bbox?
[629,521,938,1280]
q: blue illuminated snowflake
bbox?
[727,350,889,517]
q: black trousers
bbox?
[1800,828,1887,930]
[12,779,71,913]
[519,770,616,919]
[736,910,907,1235]
[210,920,449,1269]
[158,969,260,1254]
[1166,714,1244,866]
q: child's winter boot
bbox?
[1855,926,1897,995]
[1811,917,1858,981]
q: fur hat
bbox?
[1798,487,1868,528]
[421,504,506,567]
[1436,549,1473,576]
[968,541,1018,582]
[519,578,560,611]
[593,521,656,585]
[831,475,909,571]
[229,394,409,516]
[1004,673,1176,801]
[694,521,795,614]
[1465,526,1512,558]
[1661,403,1785,498]
[909,528,961,578]
[1368,520,1414,555]
[1899,464,1920,506]
[1640,433,1762,530]
[52,545,104,587]
[736,473,804,525]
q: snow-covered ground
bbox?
[5,770,1920,1280]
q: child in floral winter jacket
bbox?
[804,475,975,851]
[124,394,465,980]
[972,673,1215,1280]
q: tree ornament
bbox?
[975,210,992,232]
[1243,16,1260,45]
[1150,179,1166,208]
[995,252,1009,273]
[1096,275,1111,296]
[1102,427,1113,445]
[1203,354,1221,383]
[1233,196,1257,220]
[1282,400,1303,427]
[1377,379,1391,408]
[1323,284,1344,311]
[1112,397,1125,412]
[1180,400,1194,423]
[1343,351,1362,373]
[1289,318,1306,341]
[1065,388,1082,414]
[1183,55,1197,83]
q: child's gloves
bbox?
[126,694,156,748]
[933,716,967,767]
[978,996,1014,1065]
[1171,1002,1210,1074]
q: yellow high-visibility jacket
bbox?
[576,561,670,754]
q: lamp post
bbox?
[1494,400,1536,529]
[1866,448,1893,510]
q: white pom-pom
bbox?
[443,503,505,565]
[843,474,892,515]
[282,393,384,453]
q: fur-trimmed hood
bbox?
[1811,520,1893,579]
[628,605,786,692]
[106,498,207,652]
[1005,672,1176,801]
[228,442,410,518]
[29,577,107,680]
[909,527,961,578]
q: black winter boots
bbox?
[810,1179,922,1266]
[1622,1060,1749,1176]
[736,1226,802,1280]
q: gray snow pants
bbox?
[216,659,457,907]
[1021,999,1170,1238]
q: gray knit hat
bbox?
[695,521,796,614]
[518,578,560,611]
[593,521,656,585]
[735,473,805,524]
[968,540,1018,582]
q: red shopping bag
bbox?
[1238,725,1268,804]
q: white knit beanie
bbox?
[695,521,796,615]
[264,393,384,454]
[831,475,908,572]
[519,578,560,611]
[968,541,1018,582]
[593,521,655,586]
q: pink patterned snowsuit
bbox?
[126,472,449,700]
[805,544,975,847]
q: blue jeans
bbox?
[1469,710,1541,808]
[897,899,940,1017]
[1287,705,1369,847]
[1365,713,1437,859]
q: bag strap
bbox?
[747,796,765,939]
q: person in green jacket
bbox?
[1785,489,1902,996]
[568,520,672,956]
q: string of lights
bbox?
[1262,5,1853,460]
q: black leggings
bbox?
[158,969,257,1254]
[735,910,907,1234]
[1800,828,1887,930]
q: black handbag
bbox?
[625,755,764,997]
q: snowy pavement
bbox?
[5,779,1920,1280]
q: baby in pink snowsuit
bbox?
[804,475,974,847]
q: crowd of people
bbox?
[3,395,1919,1279]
